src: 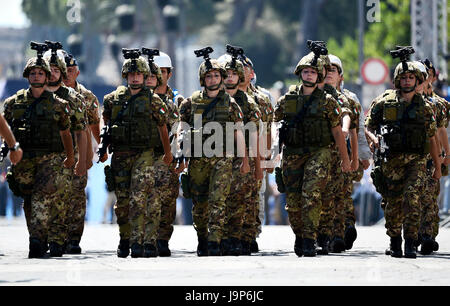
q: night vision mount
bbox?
[30,41,49,65]
[45,40,63,65]
[390,46,415,72]
[195,47,214,69]
[226,44,244,69]
[142,48,160,74]
[123,48,142,72]
[307,40,328,66]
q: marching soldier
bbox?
[2,42,75,258]
[365,47,441,259]
[178,47,249,256]
[100,49,173,258]
[274,43,351,257]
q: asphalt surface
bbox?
[0,218,449,286]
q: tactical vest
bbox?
[189,90,230,155]
[10,89,64,157]
[380,91,430,155]
[109,87,159,152]
[283,86,334,155]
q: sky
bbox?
[0,0,29,29]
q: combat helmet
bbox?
[294,40,329,85]
[121,49,150,79]
[219,44,246,84]
[413,61,428,84]
[195,47,227,87]
[390,46,422,90]
[328,54,344,76]
[142,48,163,87]
[23,42,52,78]
[43,41,68,79]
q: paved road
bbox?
[0,218,449,286]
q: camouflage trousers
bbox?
[282,148,332,240]
[242,177,262,243]
[13,153,71,246]
[333,162,364,238]
[419,160,440,239]
[381,153,426,240]
[223,158,260,241]
[153,154,180,241]
[64,152,88,243]
[111,150,160,246]
[189,157,233,243]
[318,148,344,238]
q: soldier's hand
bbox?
[9,149,23,165]
[74,161,87,177]
[240,159,250,175]
[341,160,351,173]
[64,156,76,169]
[361,159,371,170]
[175,161,186,174]
[351,159,359,172]
[255,167,264,181]
[163,153,173,166]
[99,153,108,163]
[444,156,450,167]
[86,159,94,171]
[433,167,442,181]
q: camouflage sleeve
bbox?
[178,98,192,123]
[151,94,169,127]
[324,94,342,128]
[247,96,262,123]
[2,96,15,124]
[273,95,286,122]
[166,100,180,127]
[337,93,352,118]
[67,93,87,131]
[365,99,384,131]
[102,93,113,123]
[433,100,445,129]
[229,98,244,123]
[347,97,360,130]
[424,102,437,138]
[85,90,101,125]
[53,96,71,131]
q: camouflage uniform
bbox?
[103,86,168,247]
[3,89,72,248]
[154,87,182,242]
[66,82,100,243]
[365,90,436,241]
[53,85,88,245]
[223,90,261,244]
[274,85,343,242]
[179,89,244,244]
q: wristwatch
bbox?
[9,142,20,151]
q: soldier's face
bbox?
[50,66,61,83]
[325,65,341,88]
[301,68,318,84]
[145,74,158,88]
[400,72,417,89]
[127,72,145,86]
[28,68,47,86]
[65,66,80,84]
[160,68,172,86]
[243,66,254,85]
[225,70,240,88]
[204,70,222,90]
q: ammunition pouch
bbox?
[6,169,32,198]
[371,164,403,198]
[104,165,116,192]
[275,167,286,193]
[181,173,192,199]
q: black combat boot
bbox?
[404,238,417,259]
[294,236,303,257]
[230,238,242,256]
[157,239,171,257]
[389,236,403,258]
[143,244,158,258]
[250,240,259,253]
[316,234,330,255]
[420,234,434,255]
[49,242,64,257]
[28,238,45,259]
[66,240,82,254]
[432,238,439,252]
[117,239,130,258]
[240,240,251,256]
[330,236,346,253]
[302,238,317,257]
[220,239,232,256]
[207,241,222,256]
[197,237,208,257]
[131,243,144,258]
[344,226,357,250]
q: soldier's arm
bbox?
[230,99,249,175]
[248,100,263,180]
[153,96,173,166]
[349,128,359,171]
[60,129,75,169]
[438,127,450,166]
[0,114,22,165]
